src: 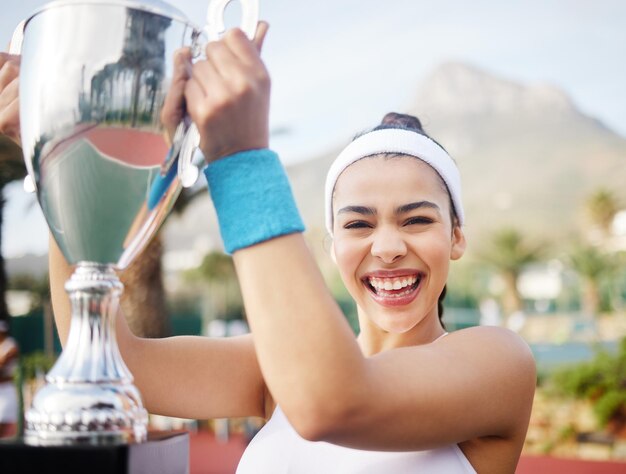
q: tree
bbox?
[567,243,616,317]
[479,228,543,318]
[552,337,626,435]
[585,188,620,243]
[185,251,243,323]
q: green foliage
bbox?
[20,351,56,382]
[568,244,617,281]
[593,390,626,426]
[445,260,487,309]
[479,227,544,274]
[551,338,626,427]
[585,188,620,234]
[186,252,237,283]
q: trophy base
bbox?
[24,380,148,446]
[24,264,148,445]
[0,431,189,474]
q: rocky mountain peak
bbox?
[413,61,575,118]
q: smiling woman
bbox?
[35,23,536,474]
[328,114,465,334]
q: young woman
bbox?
[2,22,535,473]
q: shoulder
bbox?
[439,326,536,432]
[441,326,536,380]
[446,325,532,351]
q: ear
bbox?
[450,226,466,261]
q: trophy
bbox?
[16,0,258,445]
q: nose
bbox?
[370,226,407,264]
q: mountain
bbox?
[6,253,48,278]
[285,62,626,249]
[156,61,626,269]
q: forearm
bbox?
[49,235,266,419]
[234,234,368,430]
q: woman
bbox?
[2,23,535,473]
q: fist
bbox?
[184,23,270,162]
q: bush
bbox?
[551,338,626,427]
[20,352,56,381]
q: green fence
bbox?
[10,310,203,355]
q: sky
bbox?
[2,0,626,257]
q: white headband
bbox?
[324,128,464,235]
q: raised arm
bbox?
[0,34,268,422]
[184,25,536,457]
[48,236,268,420]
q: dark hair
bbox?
[355,112,450,154]
[368,112,456,330]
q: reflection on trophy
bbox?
[16,0,257,446]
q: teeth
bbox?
[368,275,418,292]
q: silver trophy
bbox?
[16,0,258,445]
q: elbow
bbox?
[284,398,360,443]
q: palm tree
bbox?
[568,243,616,318]
[479,228,543,320]
[185,250,243,324]
[585,188,620,243]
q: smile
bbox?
[362,273,423,307]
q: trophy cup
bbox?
[15,0,258,446]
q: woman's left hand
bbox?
[185,22,270,163]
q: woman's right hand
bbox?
[184,22,270,163]
[0,53,21,146]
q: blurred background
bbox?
[1,0,626,470]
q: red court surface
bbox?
[189,432,626,474]
[516,455,626,474]
[189,431,247,474]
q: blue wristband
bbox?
[204,149,305,254]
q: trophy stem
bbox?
[25,263,148,445]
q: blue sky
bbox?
[2,0,626,257]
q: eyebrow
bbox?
[396,201,441,215]
[337,205,376,216]
[337,201,441,217]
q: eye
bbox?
[403,216,434,226]
[344,220,373,230]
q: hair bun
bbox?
[380,112,423,132]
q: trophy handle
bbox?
[176,0,259,188]
[9,19,25,54]
[205,0,259,41]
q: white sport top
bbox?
[237,405,477,473]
